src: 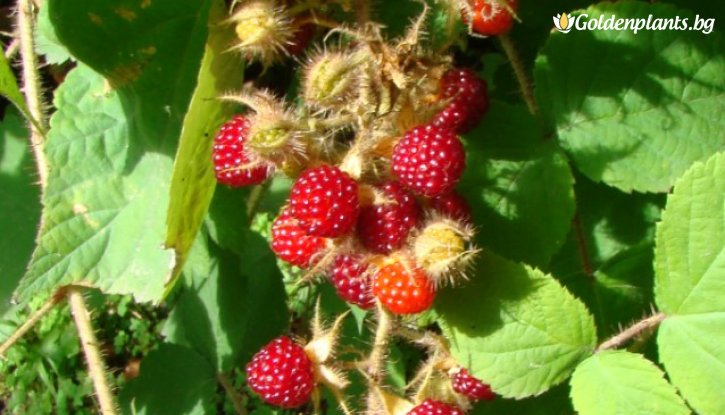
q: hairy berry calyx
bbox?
[413,219,475,284]
[249,127,292,153]
[304,52,360,110]
[229,0,292,65]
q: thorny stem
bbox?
[68,287,118,415]
[499,34,538,115]
[17,0,49,188]
[394,325,454,403]
[395,325,449,355]
[326,383,353,415]
[365,304,393,412]
[626,314,660,353]
[297,250,336,287]
[572,211,594,277]
[395,324,429,343]
[308,114,355,132]
[368,304,392,382]
[412,360,437,403]
[218,373,248,415]
[596,312,666,352]
[0,287,67,359]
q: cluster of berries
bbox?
[244,334,494,411]
[215,67,494,411]
[213,66,487,316]
[210,0,520,412]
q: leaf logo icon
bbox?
[553,12,575,33]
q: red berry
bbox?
[392,125,466,198]
[433,68,489,134]
[357,182,421,254]
[429,192,472,223]
[289,165,360,238]
[373,259,436,314]
[407,399,465,415]
[451,368,496,401]
[212,115,270,187]
[471,0,518,36]
[271,208,327,268]
[245,336,315,409]
[329,254,375,309]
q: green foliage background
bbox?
[0,0,723,414]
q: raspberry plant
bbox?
[0,0,723,414]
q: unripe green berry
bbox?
[413,218,476,283]
[303,52,360,110]
[415,224,464,270]
[229,0,291,65]
[249,127,291,154]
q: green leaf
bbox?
[655,151,725,414]
[427,1,466,50]
[661,1,725,21]
[0,112,40,314]
[257,175,293,215]
[469,383,573,415]
[118,343,216,415]
[13,66,176,303]
[655,152,725,314]
[385,343,409,390]
[0,49,32,125]
[46,0,212,156]
[657,317,724,415]
[559,245,655,339]
[549,174,664,338]
[163,230,288,372]
[205,176,287,256]
[461,102,575,267]
[488,0,592,105]
[48,0,206,88]
[437,252,597,398]
[204,185,250,255]
[250,409,281,415]
[35,2,71,64]
[165,0,245,285]
[572,174,664,268]
[535,2,725,193]
[376,0,423,39]
[16,0,211,303]
[570,350,690,415]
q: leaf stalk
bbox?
[68,287,118,415]
[596,312,666,352]
[17,0,49,187]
